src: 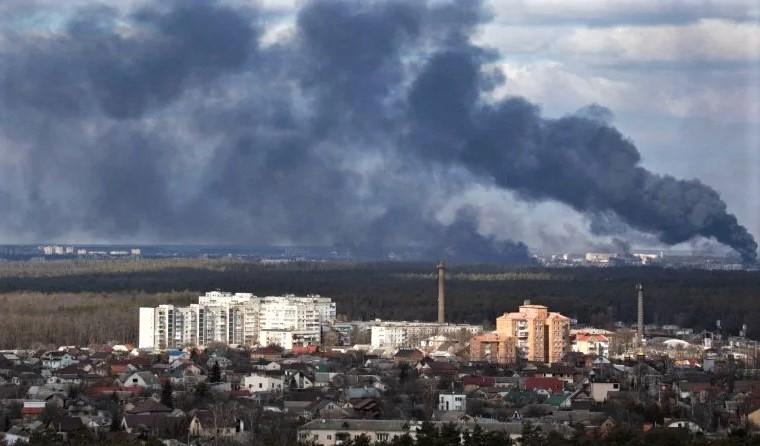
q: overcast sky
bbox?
[0,0,757,259]
[477,0,760,253]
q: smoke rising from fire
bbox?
[0,0,755,263]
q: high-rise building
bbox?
[139,292,336,350]
[470,301,570,364]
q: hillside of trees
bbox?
[0,259,758,348]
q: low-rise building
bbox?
[438,392,466,412]
[242,373,284,393]
[589,382,620,403]
[370,321,482,349]
[572,331,611,357]
[297,419,571,445]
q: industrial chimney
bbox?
[636,283,644,349]
[437,262,445,324]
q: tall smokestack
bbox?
[437,262,445,323]
[636,283,644,348]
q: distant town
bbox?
[0,244,750,272]
[0,265,759,445]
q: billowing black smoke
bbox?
[0,0,755,264]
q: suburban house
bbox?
[242,373,284,393]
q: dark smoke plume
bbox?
[0,0,755,263]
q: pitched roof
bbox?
[123,414,176,432]
[463,376,495,387]
[524,377,564,393]
[127,399,172,414]
[49,416,84,432]
[190,410,240,428]
[394,349,424,358]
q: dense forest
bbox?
[0,259,758,348]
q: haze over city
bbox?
[2,2,760,446]
[0,0,757,263]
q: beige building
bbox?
[469,332,516,364]
[471,301,570,364]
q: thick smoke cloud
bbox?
[0,0,755,264]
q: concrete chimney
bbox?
[636,283,644,347]
[437,262,445,324]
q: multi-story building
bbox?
[571,329,611,357]
[438,392,467,412]
[369,321,483,349]
[470,301,570,364]
[468,332,516,364]
[139,292,335,350]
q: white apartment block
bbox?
[139,292,335,350]
[259,329,321,350]
[370,320,483,349]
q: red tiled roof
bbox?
[128,356,152,366]
[292,345,319,354]
[253,346,283,354]
[524,377,564,393]
[576,334,609,342]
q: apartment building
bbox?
[370,321,483,349]
[471,301,570,364]
[139,292,335,350]
[468,332,516,364]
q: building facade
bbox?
[571,329,611,357]
[139,292,336,350]
[369,321,483,349]
[438,392,466,412]
[468,332,516,364]
[471,301,570,364]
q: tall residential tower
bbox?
[471,301,571,364]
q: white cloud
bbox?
[485,0,760,26]
[491,60,632,116]
[490,58,760,124]
[557,19,760,63]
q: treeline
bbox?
[0,261,758,347]
[0,291,195,348]
[0,258,240,278]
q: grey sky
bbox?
[476,0,760,254]
[0,0,756,261]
